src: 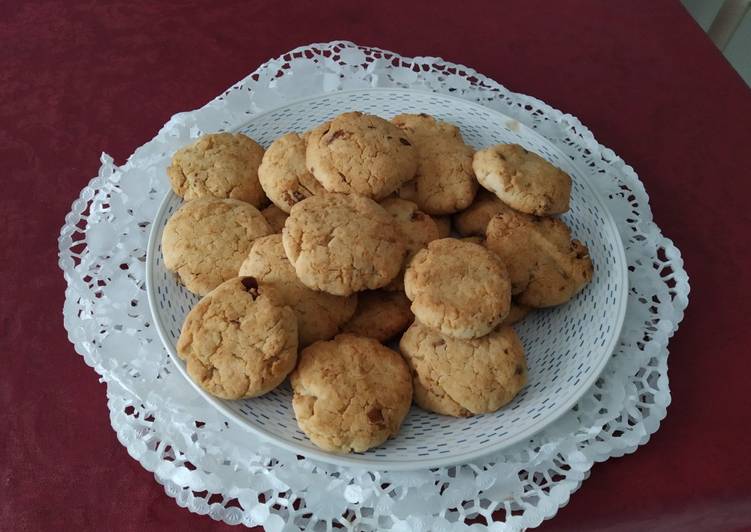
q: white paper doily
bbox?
[59,41,689,531]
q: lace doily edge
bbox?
[57,41,691,529]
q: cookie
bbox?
[341,290,413,342]
[399,322,527,416]
[473,144,571,216]
[392,113,477,215]
[500,302,532,326]
[261,204,288,233]
[290,334,413,453]
[434,216,453,238]
[306,112,417,200]
[380,197,440,254]
[453,189,509,236]
[258,132,325,213]
[380,197,441,291]
[283,193,406,296]
[404,238,511,339]
[176,277,298,399]
[485,211,593,306]
[162,198,271,296]
[239,234,357,347]
[168,132,267,207]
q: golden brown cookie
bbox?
[473,144,571,216]
[290,334,413,453]
[177,277,298,399]
[380,197,440,254]
[453,189,509,236]
[239,235,357,347]
[380,197,441,292]
[258,132,325,213]
[341,290,413,342]
[162,198,271,296]
[395,178,454,242]
[260,204,288,233]
[485,211,593,307]
[306,112,417,200]
[167,132,267,207]
[282,193,406,296]
[399,322,527,416]
[500,302,532,326]
[392,113,477,215]
[404,238,511,339]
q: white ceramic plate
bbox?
[146,88,628,471]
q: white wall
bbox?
[682,0,751,85]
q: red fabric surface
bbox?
[2,1,750,530]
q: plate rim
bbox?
[146,87,629,471]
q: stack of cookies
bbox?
[161,111,593,454]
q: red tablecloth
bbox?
[3,1,751,530]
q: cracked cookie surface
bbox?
[239,234,357,347]
[341,290,413,342]
[399,322,527,416]
[392,113,477,215]
[404,238,511,339]
[177,277,298,400]
[282,193,406,296]
[306,112,417,200]
[473,144,571,216]
[485,210,593,306]
[290,334,412,453]
[259,132,325,213]
[168,132,267,207]
[162,198,271,296]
